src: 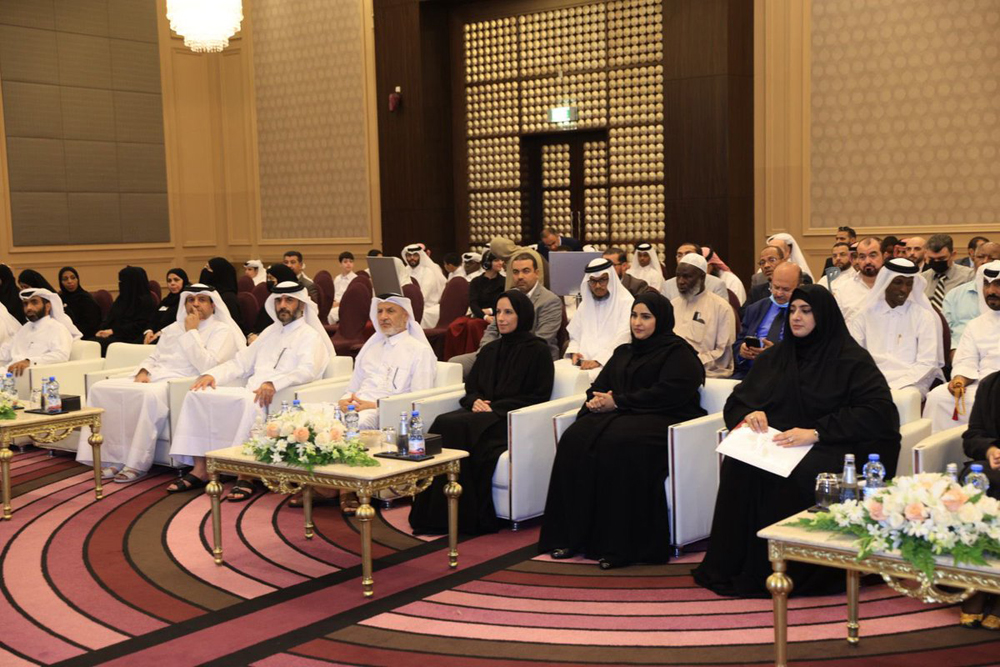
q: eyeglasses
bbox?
[587,276,610,286]
[758,257,781,267]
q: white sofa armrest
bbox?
[30,358,106,402]
[276,374,353,406]
[84,366,138,401]
[413,389,466,429]
[668,411,727,548]
[378,384,465,426]
[912,424,967,474]
[502,393,586,522]
[553,408,578,443]
[167,376,198,438]
[895,418,932,477]
[296,380,351,404]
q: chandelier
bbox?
[166,0,244,54]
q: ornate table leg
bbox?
[89,420,104,500]
[206,472,224,565]
[303,485,314,539]
[846,569,860,645]
[444,468,462,568]
[0,436,12,520]
[356,491,375,597]
[767,547,794,667]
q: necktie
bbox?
[931,273,947,309]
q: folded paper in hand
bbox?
[715,425,813,478]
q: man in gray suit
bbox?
[921,233,973,310]
[451,251,563,377]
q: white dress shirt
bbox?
[0,316,72,367]
[342,330,436,402]
[142,318,242,382]
[333,272,357,303]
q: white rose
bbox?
[958,502,983,525]
[315,431,331,447]
[886,512,905,530]
[280,423,295,437]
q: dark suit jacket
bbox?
[537,235,583,260]
[619,272,649,297]
[733,298,786,379]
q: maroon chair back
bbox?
[314,270,335,297]
[94,290,112,319]
[148,279,161,298]
[402,281,423,324]
[937,309,950,360]
[149,289,161,306]
[727,290,742,335]
[435,277,470,329]
[251,282,270,309]
[332,280,372,342]
[312,272,335,323]
[238,275,254,293]
[237,292,258,333]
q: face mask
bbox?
[928,258,949,274]
[769,295,789,309]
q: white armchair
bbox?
[890,387,931,477]
[912,425,967,474]
[24,340,102,402]
[413,363,591,528]
[272,356,354,405]
[82,343,157,402]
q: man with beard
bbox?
[402,243,447,327]
[905,236,928,271]
[670,253,735,378]
[849,259,944,397]
[819,241,854,290]
[832,236,883,324]
[958,236,989,268]
[0,289,74,375]
[565,258,634,381]
[661,242,729,301]
[746,245,786,305]
[922,234,974,310]
[626,242,664,292]
[924,261,1000,432]
[944,241,1000,355]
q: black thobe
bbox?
[962,370,1000,497]
[409,329,554,535]
[693,285,900,598]
[538,328,706,565]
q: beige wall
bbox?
[755,0,1000,272]
[0,0,381,294]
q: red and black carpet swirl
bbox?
[2,448,1000,666]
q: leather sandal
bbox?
[227,480,260,502]
[113,467,148,484]
[166,473,207,494]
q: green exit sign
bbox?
[548,106,579,124]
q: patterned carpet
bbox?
[4,448,1000,666]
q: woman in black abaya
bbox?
[200,257,242,328]
[95,266,157,354]
[0,265,24,324]
[539,292,706,569]
[145,268,190,343]
[693,285,900,598]
[58,267,103,340]
[409,289,554,535]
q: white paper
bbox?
[715,425,813,478]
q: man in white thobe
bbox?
[402,243,447,328]
[167,282,333,491]
[832,236,884,325]
[244,260,266,286]
[626,242,664,293]
[77,285,245,482]
[848,259,943,397]
[337,294,436,430]
[460,252,483,281]
[0,289,76,378]
[565,257,633,381]
[0,304,21,352]
[924,261,1000,432]
[670,253,735,378]
[662,242,729,301]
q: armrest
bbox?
[296,379,351,404]
[29,358,105,400]
[378,384,465,426]
[412,389,466,429]
[274,373,352,406]
[505,393,586,522]
[668,411,727,548]
[896,418,932,477]
[84,366,137,401]
[553,408,578,443]
[167,376,198,437]
[912,424,966,474]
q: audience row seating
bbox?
[912,425,966,475]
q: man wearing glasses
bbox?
[746,245,786,306]
[566,258,634,380]
[602,247,651,297]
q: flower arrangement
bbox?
[0,391,18,420]
[243,405,379,471]
[792,472,1000,579]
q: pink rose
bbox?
[330,425,345,442]
[904,502,928,521]
[942,488,969,513]
[866,499,886,521]
[293,427,310,443]
[265,422,281,438]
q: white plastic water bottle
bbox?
[408,410,425,456]
[39,377,50,410]
[840,454,859,502]
[279,400,290,415]
[862,454,886,500]
[291,399,304,412]
[345,405,359,440]
[46,377,62,413]
[2,372,14,396]
[946,462,960,483]
[965,464,991,493]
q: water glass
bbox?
[29,388,41,410]
[815,473,840,510]
[381,427,396,453]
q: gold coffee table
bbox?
[204,446,468,597]
[0,407,104,519]
[759,510,1000,666]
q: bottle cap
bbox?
[348,405,356,411]
[971,463,984,472]
[292,399,300,405]
[868,454,879,461]
[5,373,10,378]
[845,453,855,461]
[412,410,420,417]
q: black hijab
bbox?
[159,268,191,311]
[58,266,102,338]
[113,266,153,317]
[18,269,56,292]
[0,265,24,323]
[495,289,535,344]
[200,258,238,295]
[266,263,298,287]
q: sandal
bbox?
[550,548,576,560]
[101,465,122,481]
[114,467,148,484]
[166,473,207,494]
[340,493,360,517]
[226,479,260,502]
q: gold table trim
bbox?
[765,537,1000,666]
[0,410,104,519]
[205,455,464,597]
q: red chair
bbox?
[314,270,335,299]
[238,275,254,293]
[402,281,423,324]
[149,289,161,306]
[331,280,373,357]
[237,292,259,333]
[443,317,488,359]
[148,279,161,298]
[728,289,742,336]
[251,282,269,310]
[423,278,470,359]
[94,289,112,319]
